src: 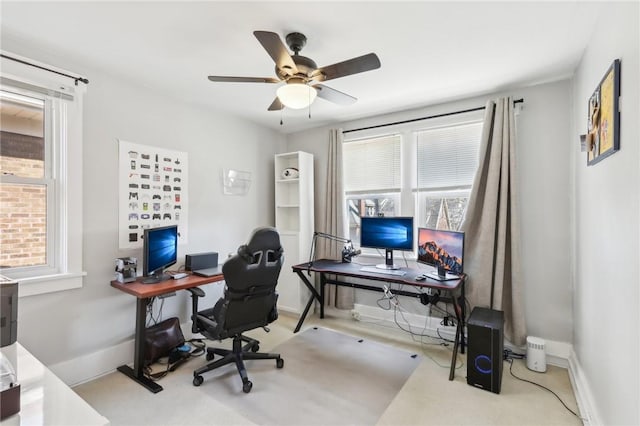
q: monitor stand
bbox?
[376,249,399,270]
[141,271,171,284]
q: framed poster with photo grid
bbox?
[118,139,188,249]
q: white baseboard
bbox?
[352,303,458,341]
[352,304,572,366]
[50,339,134,387]
[568,348,601,425]
[503,338,571,369]
[51,320,198,387]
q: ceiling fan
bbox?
[207,31,381,111]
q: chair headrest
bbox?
[237,227,283,263]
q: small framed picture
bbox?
[587,59,621,166]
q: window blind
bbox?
[343,134,401,193]
[416,121,482,190]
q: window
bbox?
[415,121,483,231]
[0,53,85,295]
[342,115,483,254]
[343,135,401,245]
[1,91,51,269]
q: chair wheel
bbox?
[251,344,259,352]
[243,380,253,393]
[276,358,284,368]
[206,352,215,361]
[193,375,204,387]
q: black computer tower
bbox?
[467,307,504,394]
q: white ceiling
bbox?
[1,1,604,134]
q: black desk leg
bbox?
[320,273,326,319]
[116,297,163,393]
[448,287,465,381]
[293,271,323,333]
[459,281,466,354]
[449,320,461,381]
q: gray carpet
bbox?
[198,326,421,426]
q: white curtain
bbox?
[461,97,526,345]
[316,129,354,309]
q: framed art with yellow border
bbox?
[586,59,621,166]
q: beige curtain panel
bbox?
[317,128,354,309]
[461,97,526,345]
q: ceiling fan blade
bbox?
[268,97,284,111]
[313,84,357,105]
[312,53,381,82]
[253,31,298,76]
[208,76,279,83]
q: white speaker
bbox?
[526,336,547,372]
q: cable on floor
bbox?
[505,357,584,421]
[144,338,206,381]
[381,289,464,370]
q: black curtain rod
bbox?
[1,54,89,86]
[343,98,524,134]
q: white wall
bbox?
[571,3,639,425]
[287,79,574,345]
[4,38,287,375]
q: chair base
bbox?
[193,334,283,393]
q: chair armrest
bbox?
[195,313,218,330]
[187,287,206,334]
[186,287,205,297]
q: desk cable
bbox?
[146,297,166,327]
[376,285,399,310]
[144,339,206,381]
[370,285,464,370]
[395,302,465,370]
[504,353,584,421]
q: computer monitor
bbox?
[360,216,413,270]
[417,227,464,275]
[142,224,178,284]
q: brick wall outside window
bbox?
[0,156,47,268]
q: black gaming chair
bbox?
[187,227,284,393]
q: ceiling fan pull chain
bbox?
[308,90,312,119]
[280,108,284,126]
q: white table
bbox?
[1,343,109,425]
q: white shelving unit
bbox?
[274,151,314,314]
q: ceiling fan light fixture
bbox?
[276,82,317,109]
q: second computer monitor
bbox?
[417,227,464,275]
[360,216,413,270]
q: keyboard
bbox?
[360,266,406,276]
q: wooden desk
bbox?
[111,273,224,393]
[291,259,466,381]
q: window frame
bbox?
[413,117,484,231]
[343,133,404,255]
[0,52,86,296]
[1,89,58,273]
[342,110,484,258]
